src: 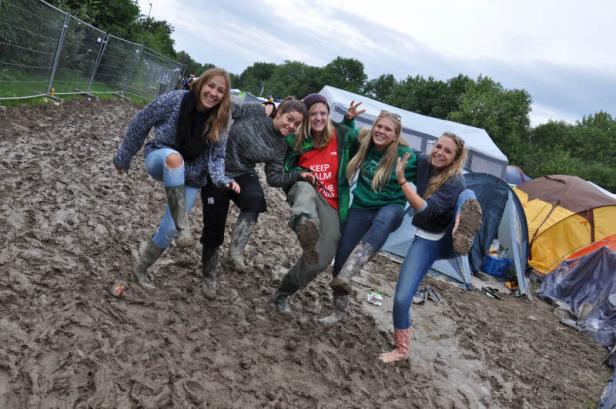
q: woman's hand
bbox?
[396,152,411,185]
[228,181,241,194]
[344,100,366,121]
[300,172,316,184]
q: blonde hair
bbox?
[295,103,334,152]
[191,67,231,144]
[424,132,467,199]
[346,112,405,191]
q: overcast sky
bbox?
[138,0,616,126]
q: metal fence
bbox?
[0,0,185,101]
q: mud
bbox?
[0,99,610,408]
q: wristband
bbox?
[398,180,407,186]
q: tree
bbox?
[448,76,531,161]
[48,0,140,40]
[320,57,367,94]
[236,62,277,96]
[362,74,396,101]
[132,18,175,57]
[265,61,324,99]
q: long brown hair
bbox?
[424,132,467,198]
[190,68,231,144]
[295,103,334,152]
[346,112,405,191]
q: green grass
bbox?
[0,71,151,108]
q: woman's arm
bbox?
[231,101,266,120]
[113,93,175,170]
[396,152,426,211]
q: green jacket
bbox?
[284,120,359,224]
[351,144,417,210]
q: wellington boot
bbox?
[379,328,411,363]
[274,293,292,316]
[228,213,256,272]
[133,239,163,290]
[318,295,348,326]
[201,246,219,300]
[165,185,193,248]
[296,216,320,265]
[452,199,482,255]
[330,241,376,295]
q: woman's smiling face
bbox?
[371,117,397,151]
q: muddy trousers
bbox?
[332,204,405,278]
[276,182,340,297]
[144,148,199,250]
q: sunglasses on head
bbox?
[378,110,401,121]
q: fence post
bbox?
[46,11,70,96]
[86,33,108,93]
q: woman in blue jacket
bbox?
[380,132,482,363]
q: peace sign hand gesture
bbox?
[344,100,366,121]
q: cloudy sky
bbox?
[138,0,616,125]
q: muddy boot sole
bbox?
[453,199,482,255]
[297,218,320,265]
[175,231,194,248]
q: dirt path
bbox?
[0,100,610,408]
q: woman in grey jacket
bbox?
[113,68,246,289]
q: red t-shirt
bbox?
[297,131,339,209]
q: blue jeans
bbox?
[333,204,404,275]
[144,148,199,250]
[392,189,476,329]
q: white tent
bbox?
[320,85,509,178]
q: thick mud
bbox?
[0,99,610,408]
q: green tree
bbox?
[448,76,531,161]
[362,74,396,101]
[236,62,277,96]
[132,18,175,57]
[320,57,367,93]
[265,61,323,99]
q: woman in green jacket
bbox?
[274,93,364,316]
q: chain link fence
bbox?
[0,0,185,101]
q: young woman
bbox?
[379,132,482,363]
[113,68,242,290]
[199,97,314,298]
[322,111,418,324]
[273,93,364,315]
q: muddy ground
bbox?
[0,99,610,408]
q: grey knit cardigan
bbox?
[113,90,263,188]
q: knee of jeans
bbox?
[456,189,476,209]
[377,205,404,229]
[165,152,184,169]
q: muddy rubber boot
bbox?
[165,185,193,248]
[274,293,291,315]
[452,199,482,255]
[201,246,219,300]
[330,241,377,295]
[318,294,349,325]
[228,213,256,272]
[379,328,411,363]
[295,216,320,265]
[133,239,164,290]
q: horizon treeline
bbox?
[47,0,616,191]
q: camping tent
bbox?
[382,173,530,295]
[539,240,616,349]
[504,165,532,186]
[514,175,616,275]
[319,85,509,179]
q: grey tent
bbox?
[320,85,508,178]
[382,173,530,296]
